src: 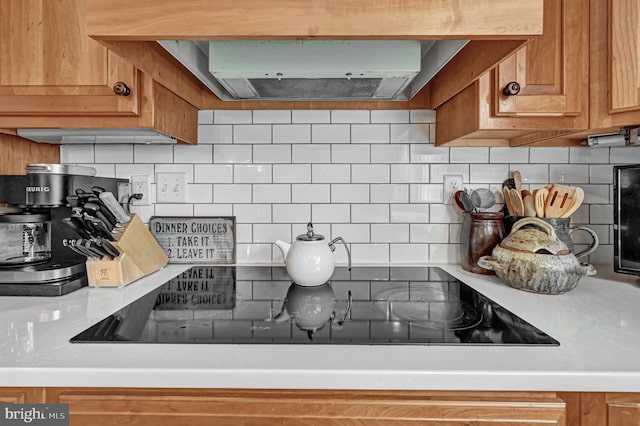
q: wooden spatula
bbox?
[534,188,548,218]
[502,187,514,216]
[560,187,584,218]
[545,184,578,218]
[509,188,524,216]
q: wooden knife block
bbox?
[85,214,168,287]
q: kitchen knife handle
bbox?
[99,192,131,224]
[62,217,91,239]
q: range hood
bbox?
[159,39,468,102]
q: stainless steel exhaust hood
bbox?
[159,39,468,102]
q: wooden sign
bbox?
[149,216,235,264]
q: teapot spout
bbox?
[274,240,291,262]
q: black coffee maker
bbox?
[0,164,127,296]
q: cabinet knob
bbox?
[502,81,521,96]
[113,82,131,96]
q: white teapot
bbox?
[275,223,351,286]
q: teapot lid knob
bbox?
[296,222,325,241]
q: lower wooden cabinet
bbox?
[44,388,571,426]
[4,388,640,425]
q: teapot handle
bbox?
[509,217,557,238]
[330,236,352,271]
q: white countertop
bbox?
[1,263,640,392]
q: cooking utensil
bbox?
[512,170,522,193]
[545,184,579,218]
[560,187,585,218]
[453,190,467,212]
[470,188,496,212]
[508,188,524,216]
[534,188,548,218]
[99,191,131,223]
[523,194,536,217]
[502,187,514,216]
[459,190,474,213]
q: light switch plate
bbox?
[156,172,187,203]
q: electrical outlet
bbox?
[443,174,464,204]
[130,175,151,206]
[156,172,186,203]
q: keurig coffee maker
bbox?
[0,164,127,296]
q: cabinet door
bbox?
[0,388,45,404]
[46,388,569,426]
[0,0,138,115]
[582,392,640,426]
[494,0,588,117]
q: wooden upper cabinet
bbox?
[435,0,589,146]
[0,0,138,115]
[494,0,586,117]
[590,0,640,130]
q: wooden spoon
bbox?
[503,187,514,216]
[523,194,536,217]
[512,170,522,194]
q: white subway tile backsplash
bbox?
[549,164,589,184]
[214,110,252,124]
[82,164,114,177]
[292,110,330,123]
[133,145,173,163]
[312,164,351,183]
[331,110,370,123]
[174,145,213,163]
[371,144,409,163]
[194,164,232,183]
[273,164,311,183]
[272,204,311,223]
[292,184,330,203]
[253,145,292,163]
[252,110,291,124]
[331,184,370,203]
[234,125,271,144]
[234,164,272,183]
[312,124,350,144]
[352,165,389,183]
[410,145,449,163]
[489,147,529,164]
[194,204,233,216]
[371,224,408,243]
[292,144,331,163]
[252,184,290,204]
[213,145,252,163]
[450,147,489,163]
[214,184,252,203]
[390,164,430,183]
[352,204,389,223]
[409,110,436,123]
[332,145,370,163]
[390,124,430,143]
[312,204,350,223]
[470,164,509,183]
[390,244,428,263]
[198,110,214,124]
[198,124,233,144]
[410,184,443,203]
[74,109,617,265]
[61,144,94,163]
[273,125,311,144]
[570,147,610,164]
[95,144,133,163]
[371,110,409,123]
[233,204,272,223]
[390,204,429,223]
[186,184,213,203]
[351,124,389,144]
[371,184,409,203]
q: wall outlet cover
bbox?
[443,174,464,205]
[130,175,151,206]
[157,172,187,203]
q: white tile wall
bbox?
[61,109,625,265]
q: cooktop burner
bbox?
[70,266,559,346]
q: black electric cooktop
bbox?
[71,266,558,346]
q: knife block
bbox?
[85,214,168,287]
